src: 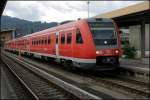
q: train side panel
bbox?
[73,20,96,59]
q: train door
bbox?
[26,38,30,52]
[72,28,76,58]
[25,39,27,51]
[73,27,84,58]
[65,30,73,57]
[55,31,59,57]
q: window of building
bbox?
[76,29,83,44]
[2,36,5,39]
[61,34,65,44]
[67,33,72,44]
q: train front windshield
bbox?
[88,22,117,46]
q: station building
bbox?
[0,29,15,47]
[94,1,150,59]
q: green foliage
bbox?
[123,45,136,59]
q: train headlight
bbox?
[96,51,99,54]
[115,50,119,54]
[96,50,103,55]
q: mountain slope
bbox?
[0,15,58,37]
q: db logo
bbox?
[105,50,111,54]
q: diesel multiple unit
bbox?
[4,18,122,70]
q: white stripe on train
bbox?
[5,48,96,63]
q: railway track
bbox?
[79,69,150,97]
[85,73,150,98]
[2,51,150,99]
[1,52,102,99]
[0,60,36,99]
[75,68,150,98]
[1,56,77,99]
[67,68,150,98]
[1,58,39,99]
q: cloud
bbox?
[3,1,144,22]
[4,1,45,21]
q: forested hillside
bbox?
[1,15,58,37]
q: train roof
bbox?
[23,18,112,38]
[23,20,77,38]
[5,18,113,43]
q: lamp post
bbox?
[87,0,90,18]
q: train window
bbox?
[36,40,38,45]
[38,40,41,44]
[76,29,83,44]
[56,36,58,44]
[42,39,44,44]
[67,33,72,44]
[48,39,50,44]
[48,35,51,44]
[61,34,65,44]
[32,40,34,45]
[41,39,42,44]
[45,39,47,44]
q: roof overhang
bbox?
[94,1,150,27]
[0,29,15,33]
[113,9,150,27]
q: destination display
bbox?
[88,22,114,28]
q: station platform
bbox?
[120,58,149,72]
[119,58,149,82]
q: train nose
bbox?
[96,49,120,56]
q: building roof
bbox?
[94,1,149,18]
[0,28,15,33]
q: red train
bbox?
[4,18,122,70]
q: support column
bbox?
[140,20,145,58]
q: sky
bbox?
[3,1,144,23]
